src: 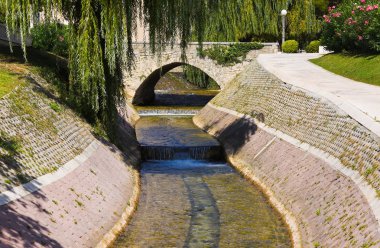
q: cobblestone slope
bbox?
[0,75,94,192]
[194,59,380,247]
[210,60,380,192]
[195,106,380,247]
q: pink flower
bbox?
[357,6,365,11]
[358,35,363,41]
[352,10,355,14]
[364,20,369,25]
[332,12,342,18]
[374,4,379,9]
[360,0,366,3]
[323,15,331,23]
[347,17,357,25]
[366,5,374,11]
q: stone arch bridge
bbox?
[124,42,278,105]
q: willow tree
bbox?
[203,0,320,41]
[1,0,317,136]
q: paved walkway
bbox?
[257,53,380,137]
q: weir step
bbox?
[138,109,199,116]
[141,146,223,161]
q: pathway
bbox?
[257,53,380,137]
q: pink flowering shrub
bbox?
[321,0,380,52]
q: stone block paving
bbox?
[0,142,135,248]
[0,79,94,192]
[211,60,380,192]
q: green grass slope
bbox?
[310,53,380,87]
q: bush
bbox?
[200,42,264,66]
[321,1,380,53]
[306,40,321,53]
[282,40,299,53]
[31,23,69,57]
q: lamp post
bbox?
[281,9,287,45]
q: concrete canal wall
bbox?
[194,60,380,248]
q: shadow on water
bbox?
[153,93,217,107]
[183,175,220,248]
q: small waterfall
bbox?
[189,146,223,160]
[141,146,175,160]
[141,146,223,161]
[138,109,199,116]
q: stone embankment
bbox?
[0,75,93,191]
[0,68,139,247]
[194,60,380,247]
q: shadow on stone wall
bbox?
[0,134,36,188]
[202,115,257,155]
[114,104,141,166]
[0,192,63,248]
[133,62,184,105]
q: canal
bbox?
[111,69,292,247]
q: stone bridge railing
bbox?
[124,42,278,105]
[0,24,32,46]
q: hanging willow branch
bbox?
[0,0,318,125]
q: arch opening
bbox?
[132,63,221,106]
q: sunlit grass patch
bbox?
[0,66,25,98]
[310,53,380,87]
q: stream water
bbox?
[112,115,291,247]
[112,75,291,247]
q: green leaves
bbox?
[201,42,264,66]
[31,23,69,57]
[70,0,105,118]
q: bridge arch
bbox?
[124,43,278,105]
[132,62,221,105]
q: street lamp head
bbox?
[281,9,287,16]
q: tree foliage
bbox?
[1,0,318,134]
[199,42,264,66]
[183,65,219,89]
[31,23,69,57]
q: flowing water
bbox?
[112,114,292,248]
[113,73,291,247]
